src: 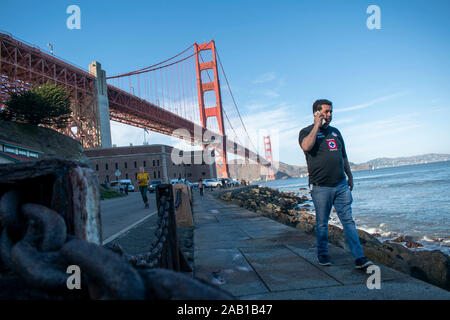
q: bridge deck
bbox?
[193,189,450,299]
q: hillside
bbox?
[362,154,450,168]
[0,120,89,163]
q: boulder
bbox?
[405,240,424,249]
[392,236,406,243]
[327,224,347,249]
[407,250,450,290]
[371,233,382,237]
[296,222,315,233]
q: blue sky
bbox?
[1,0,450,166]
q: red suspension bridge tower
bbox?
[194,41,229,178]
[263,136,275,181]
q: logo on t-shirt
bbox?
[327,139,338,151]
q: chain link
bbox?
[0,188,234,299]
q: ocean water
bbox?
[258,161,450,255]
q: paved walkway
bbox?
[193,191,450,299]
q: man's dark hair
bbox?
[312,99,333,113]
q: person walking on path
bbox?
[137,167,150,208]
[198,179,204,197]
[299,99,373,269]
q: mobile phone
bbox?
[314,111,326,126]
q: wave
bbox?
[355,178,450,190]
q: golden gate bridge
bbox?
[0,31,275,178]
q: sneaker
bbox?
[355,257,374,269]
[318,255,332,266]
[145,203,149,209]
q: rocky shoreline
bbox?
[217,185,450,291]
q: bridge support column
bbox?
[194,41,229,178]
[89,61,112,148]
[263,136,275,181]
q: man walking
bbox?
[137,167,149,208]
[298,99,373,269]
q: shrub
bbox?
[0,82,72,128]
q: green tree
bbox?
[0,82,72,128]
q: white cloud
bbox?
[334,91,409,113]
[331,118,355,126]
[263,89,280,98]
[252,72,276,84]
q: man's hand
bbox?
[314,111,324,128]
[347,176,353,191]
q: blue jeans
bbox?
[310,179,364,260]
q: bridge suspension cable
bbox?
[106,44,194,79]
[216,49,258,154]
[198,52,244,147]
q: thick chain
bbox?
[0,190,233,300]
[174,189,182,210]
[114,188,183,269]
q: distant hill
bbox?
[358,154,450,169]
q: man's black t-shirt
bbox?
[298,124,348,187]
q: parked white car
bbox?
[202,178,222,188]
[110,180,135,192]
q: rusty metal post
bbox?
[0,159,102,244]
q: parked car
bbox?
[148,180,162,193]
[186,180,199,188]
[119,179,135,192]
[110,180,135,193]
[223,178,238,187]
[202,178,222,188]
[170,178,185,185]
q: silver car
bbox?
[202,178,222,188]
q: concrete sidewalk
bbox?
[193,191,450,300]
